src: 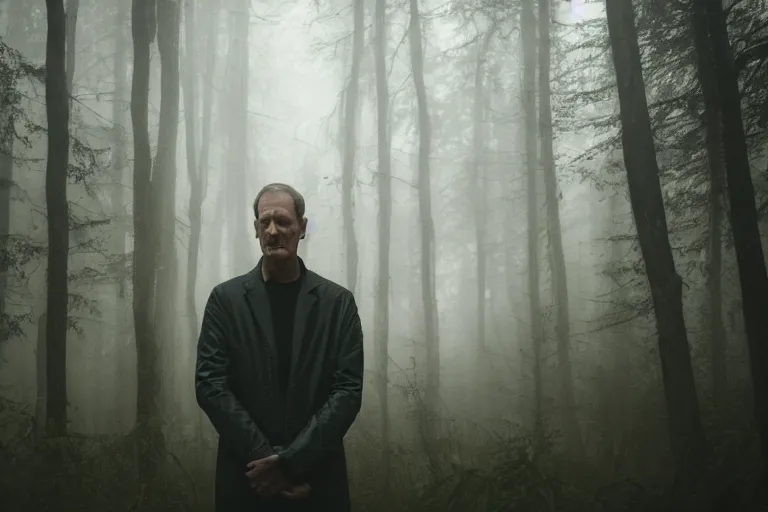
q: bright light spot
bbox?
[571,0,586,22]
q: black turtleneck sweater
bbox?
[264,274,302,397]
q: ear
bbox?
[253,219,259,239]
[300,216,308,238]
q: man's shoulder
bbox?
[210,271,253,298]
[307,270,354,302]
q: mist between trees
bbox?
[0,0,767,510]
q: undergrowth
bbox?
[0,397,765,512]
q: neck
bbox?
[262,256,301,283]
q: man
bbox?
[195,183,364,511]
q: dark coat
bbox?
[195,259,364,512]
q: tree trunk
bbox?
[35,313,47,437]
[131,0,163,483]
[521,0,544,455]
[183,0,203,348]
[471,29,493,353]
[408,0,440,470]
[372,0,392,490]
[605,0,706,477]
[341,0,363,294]
[110,0,130,429]
[689,2,728,416]
[701,0,768,476]
[44,0,70,438]
[151,0,181,445]
[226,0,251,276]
[0,0,16,347]
[538,0,582,457]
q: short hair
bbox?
[253,183,305,220]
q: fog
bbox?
[1,0,767,510]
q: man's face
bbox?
[254,191,307,261]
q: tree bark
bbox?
[225,0,251,275]
[44,0,71,438]
[521,0,544,455]
[341,0,363,294]
[471,28,493,353]
[538,0,582,457]
[409,0,440,471]
[110,0,130,429]
[0,0,17,347]
[131,0,163,483]
[689,1,728,416]
[605,0,706,477]
[151,0,181,438]
[372,0,392,490]
[701,0,768,477]
[183,0,204,347]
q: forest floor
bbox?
[0,398,766,512]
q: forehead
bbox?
[257,190,295,217]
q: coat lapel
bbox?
[290,265,321,383]
[242,260,277,363]
[242,258,322,387]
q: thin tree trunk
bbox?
[521,0,543,455]
[0,0,16,347]
[408,0,439,470]
[701,0,768,477]
[538,0,582,457]
[110,0,130,430]
[44,0,70,438]
[342,0,363,294]
[605,0,706,477]
[131,0,163,483]
[372,0,392,490]
[226,0,251,275]
[471,29,493,352]
[183,0,202,342]
[151,0,181,444]
[689,2,728,416]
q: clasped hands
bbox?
[245,454,311,500]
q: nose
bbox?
[265,221,278,236]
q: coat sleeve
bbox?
[278,291,364,476]
[195,287,275,464]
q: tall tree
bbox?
[44,0,70,438]
[131,0,175,484]
[521,0,543,454]
[341,0,363,293]
[605,0,706,476]
[689,0,728,416]
[372,0,392,488]
[110,0,130,424]
[152,0,181,423]
[408,0,439,463]
[470,27,494,352]
[697,0,768,476]
[183,0,203,340]
[538,0,581,456]
[225,0,251,275]
[0,0,17,347]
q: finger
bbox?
[245,455,279,472]
[282,484,311,499]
